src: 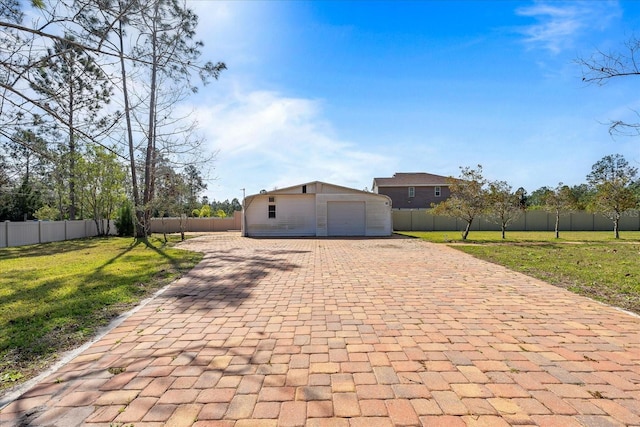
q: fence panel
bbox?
[619,212,640,230]
[392,211,412,231]
[0,219,117,248]
[392,209,640,232]
[65,221,86,240]
[569,211,593,230]
[433,214,458,231]
[594,214,612,231]
[477,216,501,231]
[411,210,432,231]
[149,212,243,234]
[40,221,66,243]
[8,222,40,247]
[188,218,214,232]
[151,218,178,234]
[510,213,526,230]
[214,216,240,231]
[524,211,548,231]
[0,222,6,248]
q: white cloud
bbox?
[181,2,389,200]
[515,1,620,53]
[187,87,390,200]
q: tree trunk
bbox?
[142,1,160,238]
[118,8,144,238]
[68,53,76,220]
[180,214,186,241]
[462,220,472,240]
[501,223,506,239]
[555,210,560,239]
[614,217,620,239]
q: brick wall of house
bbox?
[377,186,451,209]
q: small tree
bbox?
[542,183,574,239]
[515,187,528,210]
[486,180,521,239]
[198,204,212,218]
[34,205,59,221]
[115,201,135,237]
[587,154,638,239]
[568,184,595,211]
[30,34,113,220]
[77,144,127,235]
[432,165,487,240]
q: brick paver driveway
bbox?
[2,234,640,426]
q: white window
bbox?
[408,187,415,198]
[435,186,441,197]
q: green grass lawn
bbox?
[0,235,202,392]
[398,231,640,315]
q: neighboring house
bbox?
[243,181,392,237]
[372,172,451,209]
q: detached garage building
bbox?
[243,181,392,237]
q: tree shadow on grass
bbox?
[138,236,179,260]
[0,239,102,260]
[0,238,199,395]
[0,239,140,308]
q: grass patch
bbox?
[400,231,640,314]
[0,235,202,392]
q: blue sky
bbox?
[186,0,640,202]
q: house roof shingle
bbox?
[373,172,450,187]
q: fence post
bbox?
[569,212,573,232]
[547,211,550,232]
[4,221,8,248]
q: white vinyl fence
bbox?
[149,211,242,234]
[0,220,116,248]
[392,209,640,232]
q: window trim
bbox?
[408,186,415,198]
[435,186,441,197]
[268,204,276,218]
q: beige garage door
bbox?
[327,201,366,236]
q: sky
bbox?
[184,0,640,202]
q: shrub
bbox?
[34,205,59,221]
[115,201,135,237]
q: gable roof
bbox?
[373,172,450,188]
[246,181,381,199]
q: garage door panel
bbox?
[327,201,365,236]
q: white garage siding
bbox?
[327,201,366,236]
[244,195,316,237]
